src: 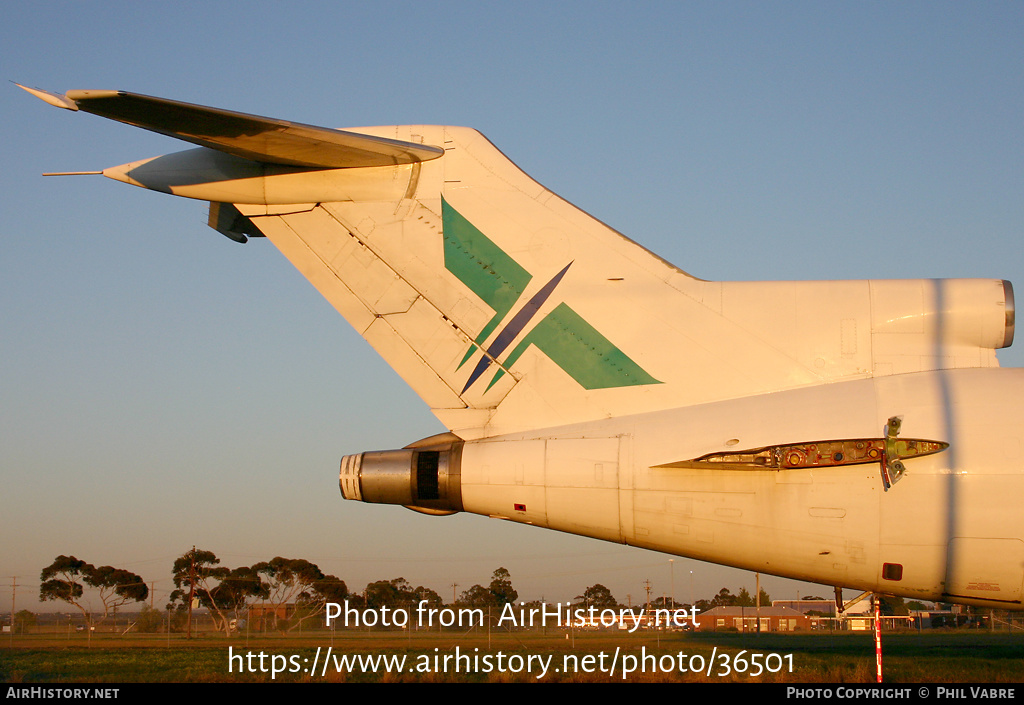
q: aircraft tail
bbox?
[233,126,1012,438]
[21,88,1012,438]
[231,125,708,437]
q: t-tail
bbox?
[23,86,1024,610]
[19,85,1012,441]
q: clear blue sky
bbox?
[2,1,1022,613]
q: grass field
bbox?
[2,629,1022,683]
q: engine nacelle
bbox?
[339,435,464,515]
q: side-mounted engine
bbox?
[339,434,464,515]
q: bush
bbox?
[136,606,164,633]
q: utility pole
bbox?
[9,577,16,644]
[643,579,653,624]
[187,546,196,640]
[755,572,761,635]
[669,559,675,609]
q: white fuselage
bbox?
[460,368,1024,607]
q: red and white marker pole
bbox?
[874,594,883,682]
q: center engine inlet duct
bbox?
[339,436,464,515]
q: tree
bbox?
[169,549,226,635]
[135,605,164,633]
[364,577,415,609]
[290,574,348,632]
[577,584,617,608]
[39,555,148,627]
[488,567,518,606]
[314,575,350,605]
[87,565,149,623]
[880,594,909,616]
[710,587,737,607]
[411,586,443,609]
[457,584,495,607]
[253,557,323,631]
[359,577,418,629]
[213,565,268,629]
[39,556,90,623]
[13,610,36,635]
[167,608,188,633]
[735,587,771,606]
[252,557,349,631]
[169,548,265,637]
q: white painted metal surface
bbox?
[22,87,1023,608]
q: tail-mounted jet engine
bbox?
[339,434,464,515]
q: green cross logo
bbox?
[442,199,661,394]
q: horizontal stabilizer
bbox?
[16,84,444,168]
